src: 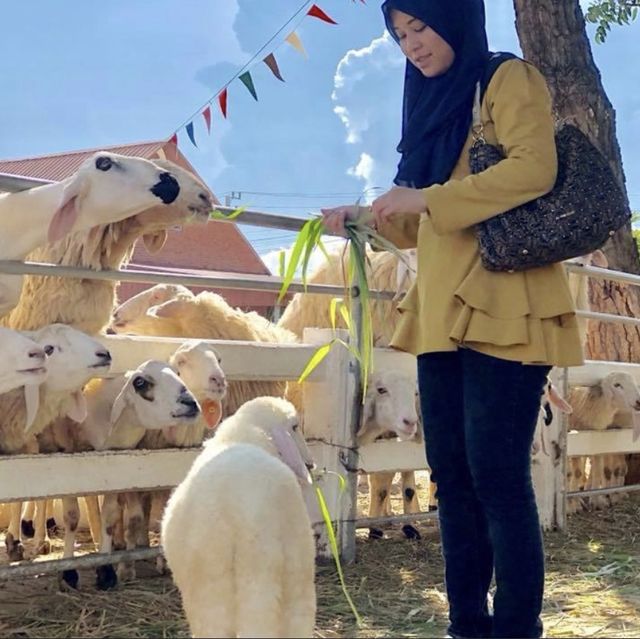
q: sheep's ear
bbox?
[547,383,573,414]
[270,426,311,484]
[201,399,223,430]
[23,384,40,433]
[48,176,88,243]
[151,299,187,319]
[66,390,88,423]
[110,379,130,426]
[142,230,168,254]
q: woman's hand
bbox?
[371,186,427,227]
[320,204,373,236]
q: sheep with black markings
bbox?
[162,396,316,638]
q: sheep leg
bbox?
[588,455,608,510]
[32,500,52,555]
[20,500,35,538]
[400,471,421,540]
[609,454,627,505]
[566,456,586,514]
[58,497,80,590]
[6,502,24,561]
[84,495,102,548]
[117,492,144,583]
[149,491,169,574]
[367,472,394,539]
[46,499,59,537]
[95,493,119,590]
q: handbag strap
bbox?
[472,81,485,143]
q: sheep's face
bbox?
[112,360,200,428]
[110,284,193,334]
[32,324,111,392]
[358,371,420,443]
[0,327,47,394]
[170,342,227,401]
[602,372,640,414]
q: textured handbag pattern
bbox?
[469,88,630,272]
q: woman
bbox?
[322,2,583,638]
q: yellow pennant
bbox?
[285,31,307,58]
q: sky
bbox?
[1,1,638,274]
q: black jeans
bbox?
[417,349,550,639]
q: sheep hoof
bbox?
[21,519,35,538]
[368,527,384,540]
[96,565,118,590]
[5,535,24,562]
[402,524,421,540]
[46,517,59,537]
[36,540,51,555]
[60,569,79,590]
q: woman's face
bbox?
[391,9,455,77]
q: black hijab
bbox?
[381,0,490,188]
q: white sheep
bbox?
[1,324,112,561]
[567,372,640,512]
[0,152,190,317]
[355,370,424,539]
[110,287,297,415]
[1,158,213,335]
[46,360,200,589]
[162,396,316,639]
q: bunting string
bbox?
[168,1,360,149]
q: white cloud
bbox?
[347,152,382,200]
[260,239,347,277]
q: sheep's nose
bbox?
[96,350,112,363]
[209,374,227,388]
[151,172,180,204]
[29,348,46,361]
[199,192,212,207]
[403,418,418,429]
[105,327,116,335]
[635,400,640,411]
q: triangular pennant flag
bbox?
[307,4,337,25]
[218,89,228,118]
[238,71,258,101]
[202,105,212,133]
[263,53,284,82]
[285,31,307,58]
[168,133,178,146]
[186,121,197,147]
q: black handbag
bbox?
[469,61,630,272]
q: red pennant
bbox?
[203,105,212,133]
[263,53,284,82]
[218,89,228,118]
[168,133,178,146]
[307,4,337,25]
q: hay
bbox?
[0,494,638,638]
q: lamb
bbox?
[161,396,316,638]
[0,152,187,317]
[355,370,423,540]
[566,372,640,512]
[110,286,298,416]
[1,158,213,334]
[44,359,201,589]
[1,324,112,561]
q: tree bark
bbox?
[513,0,638,275]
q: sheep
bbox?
[110,287,298,416]
[1,324,112,561]
[0,152,191,318]
[162,396,316,638]
[43,359,201,589]
[0,327,48,394]
[566,372,640,512]
[1,158,213,334]
[355,370,424,540]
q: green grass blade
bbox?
[209,206,247,220]
[279,219,314,302]
[297,342,333,383]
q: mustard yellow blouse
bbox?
[377,59,584,367]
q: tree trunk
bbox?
[513,0,640,364]
[513,0,637,274]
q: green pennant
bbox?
[238,71,258,101]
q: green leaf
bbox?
[297,342,333,383]
[209,206,247,220]
[278,218,314,302]
[278,250,286,278]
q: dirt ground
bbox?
[0,477,639,638]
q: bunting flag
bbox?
[218,88,228,118]
[285,31,307,58]
[202,105,212,133]
[186,121,197,147]
[263,53,284,82]
[307,4,337,24]
[239,71,258,101]
[168,133,178,146]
